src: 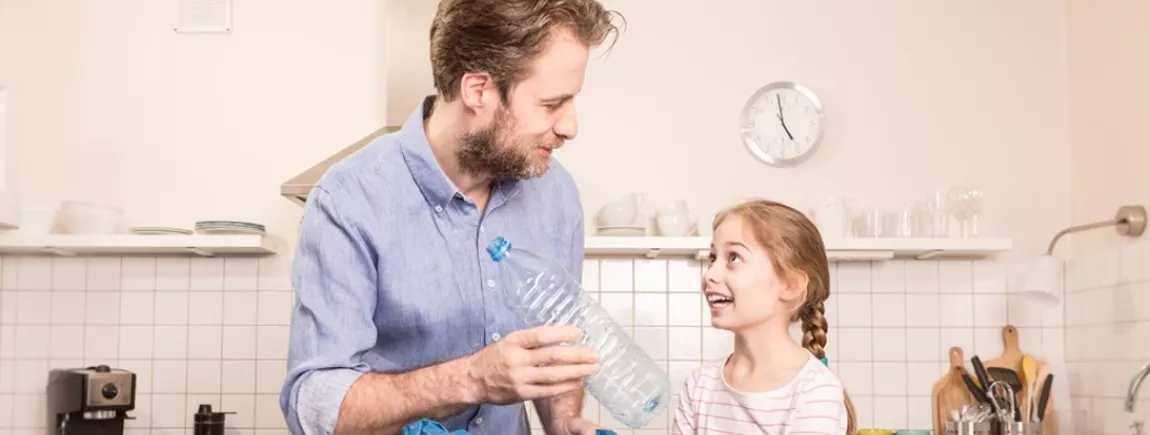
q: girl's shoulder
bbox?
[679,354,845,398]
[681,357,727,388]
[791,355,846,399]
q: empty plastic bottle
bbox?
[485,236,671,429]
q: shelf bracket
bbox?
[43,247,76,257]
[695,250,709,261]
[185,247,216,257]
[645,248,661,259]
[915,250,943,260]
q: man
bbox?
[279,0,624,434]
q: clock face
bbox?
[739,82,825,167]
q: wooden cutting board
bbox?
[983,325,1057,435]
[932,346,975,435]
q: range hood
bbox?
[280,125,402,206]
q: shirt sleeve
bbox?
[279,187,379,435]
[671,372,699,435]
[787,379,847,435]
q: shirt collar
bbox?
[397,96,521,210]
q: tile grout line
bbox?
[250,257,260,428]
[184,257,194,428]
[218,258,227,412]
[144,257,157,429]
[252,257,263,429]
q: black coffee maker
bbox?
[46,365,136,435]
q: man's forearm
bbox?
[535,389,584,434]
[334,357,477,435]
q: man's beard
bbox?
[456,108,556,181]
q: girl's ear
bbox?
[780,270,809,304]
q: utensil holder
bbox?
[945,421,993,435]
[998,421,1041,435]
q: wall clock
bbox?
[739,81,825,167]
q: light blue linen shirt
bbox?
[280,96,586,435]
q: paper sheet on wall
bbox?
[175,0,231,33]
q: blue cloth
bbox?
[403,418,472,435]
[279,96,585,435]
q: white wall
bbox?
[1064,2,1150,434]
[385,0,1072,260]
[0,0,1089,434]
[2,1,1074,258]
[0,0,387,236]
[1067,0,1150,254]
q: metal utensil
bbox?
[988,380,1016,422]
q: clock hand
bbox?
[775,95,794,141]
[776,113,794,141]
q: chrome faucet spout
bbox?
[1127,361,1150,413]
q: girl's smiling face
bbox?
[703,215,799,332]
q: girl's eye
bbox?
[728,252,743,264]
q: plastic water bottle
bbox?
[485,236,671,429]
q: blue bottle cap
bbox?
[485,236,511,262]
[595,430,618,435]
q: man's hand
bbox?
[466,325,600,405]
[554,417,617,435]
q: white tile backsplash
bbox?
[1064,238,1150,435]
[0,253,1059,434]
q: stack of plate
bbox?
[129,226,194,235]
[194,220,266,235]
[594,226,645,236]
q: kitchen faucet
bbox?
[1128,361,1150,435]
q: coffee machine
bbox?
[46,365,136,435]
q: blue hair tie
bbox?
[819,356,829,366]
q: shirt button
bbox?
[475,417,484,425]
[480,225,486,233]
[492,333,501,341]
[486,279,495,288]
[434,205,444,213]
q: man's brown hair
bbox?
[429,0,623,103]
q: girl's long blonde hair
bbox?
[714,198,857,434]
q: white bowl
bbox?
[596,202,638,228]
[58,201,124,235]
[656,213,693,236]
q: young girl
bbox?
[671,199,857,435]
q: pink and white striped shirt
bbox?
[671,354,849,435]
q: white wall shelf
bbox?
[584,236,1013,261]
[0,234,277,257]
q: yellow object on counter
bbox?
[856,430,894,435]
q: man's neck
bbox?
[424,102,495,203]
